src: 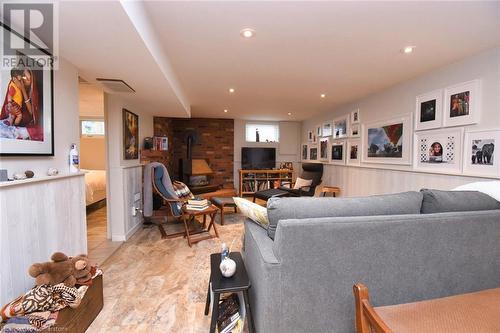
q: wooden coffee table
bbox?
[182,204,219,247]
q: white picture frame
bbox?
[362,114,412,165]
[316,125,322,137]
[350,109,360,124]
[309,145,318,161]
[415,89,442,131]
[301,143,309,161]
[350,123,361,138]
[346,139,361,166]
[443,79,481,127]
[463,129,500,177]
[307,130,314,143]
[319,137,329,161]
[322,122,333,137]
[330,140,346,165]
[333,115,350,139]
[413,127,463,174]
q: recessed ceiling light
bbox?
[240,28,256,38]
[229,88,235,93]
[287,112,292,116]
[320,93,326,98]
[224,109,228,113]
[402,46,415,54]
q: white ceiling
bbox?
[58,1,500,121]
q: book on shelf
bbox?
[217,294,242,333]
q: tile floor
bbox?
[86,208,247,333]
[86,206,123,266]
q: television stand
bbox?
[239,169,293,197]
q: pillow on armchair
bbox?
[293,177,313,192]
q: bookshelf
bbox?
[239,169,293,197]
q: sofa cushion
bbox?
[420,189,500,214]
[266,191,423,239]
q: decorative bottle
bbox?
[69,143,80,173]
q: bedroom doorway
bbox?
[79,79,122,264]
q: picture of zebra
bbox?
[471,139,495,165]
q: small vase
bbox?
[219,257,236,278]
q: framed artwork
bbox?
[301,143,308,160]
[350,123,361,138]
[316,125,322,137]
[308,130,314,142]
[312,132,317,143]
[443,79,480,127]
[463,129,500,177]
[309,146,318,161]
[346,139,361,166]
[319,137,329,161]
[322,122,333,137]
[333,115,349,139]
[413,127,463,174]
[123,108,139,160]
[415,90,442,131]
[350,109,360,124]
[330,141,346,165]
[362,114,412,165]
[0,24,54,156]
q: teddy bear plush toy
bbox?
[28,252,92,287]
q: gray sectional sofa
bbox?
[242,190,500,333]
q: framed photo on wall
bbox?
[322,122,333,137]
[123,108,139,160]
[413,127,463,174]
[346,139,361,166]
[350,109,360,124]
[350,123,361,138]
[443,79,480,127]
[308,130,314,142]
[316,125,322,137]
[309,145,318,161]
[463,129,500,177]
[0,24,54,156]
[301,143,308,160]
[319,137,329,161]
[330,141,346,165]
[415,89,442,131]
[362,114,412,165]
[333,115,349,139]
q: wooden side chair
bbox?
[151,165,219,246]
[353,283,500,333]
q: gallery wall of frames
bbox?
[302,79,500,178]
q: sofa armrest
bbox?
[243,219,279,264]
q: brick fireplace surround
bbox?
[153,117,235,189]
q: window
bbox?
[245,123,279,143]
[81,120,105,136]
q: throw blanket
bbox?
[143,162,179,217]
[1,312,57,332]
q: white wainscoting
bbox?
[0,173,86,305]
[123,166,143,239]
[319,164,491,197]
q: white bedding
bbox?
[84,169,107,205]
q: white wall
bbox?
[0,59,87,304]
[233,119,300,191]
[105,94,153,241]
[302,47,500,196]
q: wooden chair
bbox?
[353,283,500,333]
[151,166,219,246]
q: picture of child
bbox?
[428,142,443,162]
[4,68,24,126]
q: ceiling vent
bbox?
[96,78,135,93]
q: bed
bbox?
[84,169,107,206]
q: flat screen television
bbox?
[242,147,276,170]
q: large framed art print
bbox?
[0,23,54,156]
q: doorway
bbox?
[79,79,122,264]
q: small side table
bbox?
[321,186,341,197]
[182,204,219,247]
[205,252,255,333]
